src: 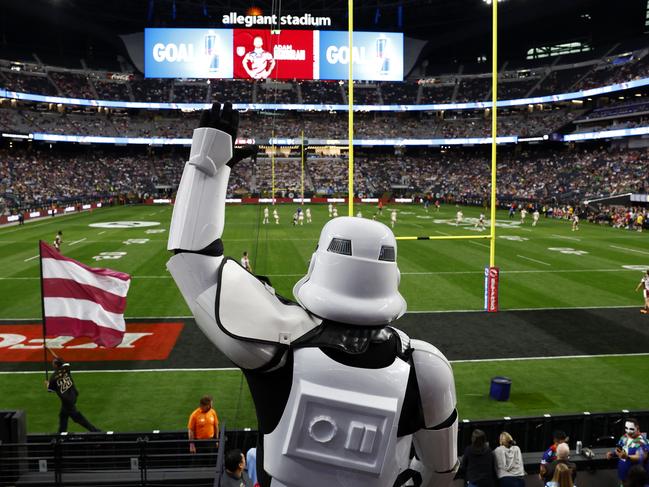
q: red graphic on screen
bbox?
[233,29,314,80]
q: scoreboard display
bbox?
[145,28,403,81]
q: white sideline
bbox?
[516,255,551,266]
[1,267,642,280]
[610,245,649,256]
[0,305,641,321]
[2,352,649,375]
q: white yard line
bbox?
[2,352,648,375]
[610,245,649,256]
[3,305,640,322]
[98,231,106,235]
[68,238,87,246]
[0,268,641,280]
[23,255,39,262]
[406,304,639,313]
[452,352,649,364]
[469,241,490,249]
[551,234,581,241]
[434,230,451,236]
[517,255,551,266]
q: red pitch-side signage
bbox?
[0,323,183,362]
[233,29,314,80]
[484,267,499,313]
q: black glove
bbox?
[198,101,239,139]
[198,102,258,168]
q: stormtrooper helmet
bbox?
[293,216,407,325]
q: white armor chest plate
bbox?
[264,347,412,487]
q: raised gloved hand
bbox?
[197,102,258,169]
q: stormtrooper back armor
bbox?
[166,104,459,487]
[263,347,411,487]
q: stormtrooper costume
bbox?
[167,103,459,487]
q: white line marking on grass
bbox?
[469,241,490,249]
[451,352,649,364]
[406,304,639,313]
[552,234,581,241]
[435,230,451,236]
[517,255,551,266]
[23,255,39,262]
[0,268,641,281]
[3,305,640,322]
[3,352,649,374]
[610,245,649,256]
[68,238,87,246]
[98,231,106,235]
[0,367,240,375]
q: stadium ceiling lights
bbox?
[483,0,506,4]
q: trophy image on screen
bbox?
[377,36,390,76]
[205,31,220,74]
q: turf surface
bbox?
[2,354,648,433]
[0,203,648,433]
[0,202,647,317]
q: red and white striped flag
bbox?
[40,241,131,348]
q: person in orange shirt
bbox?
[187,395,219,454]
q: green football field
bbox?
[1,203,648,433]
[0,202,647,317]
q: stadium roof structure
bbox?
[1,0,648,70]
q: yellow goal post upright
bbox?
[344,0,500,311]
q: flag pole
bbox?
[39,240,49,380]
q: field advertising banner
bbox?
[145,28,403,81]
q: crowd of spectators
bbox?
[49,72,95,99]
[130,79,172,103]
[1,70,59,96]
[1,144,646,214]
[299,80,342,104]
[0,107,581,140]
[93,80,131,101]
[172,82,208,103]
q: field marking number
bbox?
[123,239,150,245]
[93,252,127,261]
[548,247,588,256]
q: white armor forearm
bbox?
[168,127,233,252]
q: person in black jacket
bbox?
[458,429,497,487]
[45,354,100,433]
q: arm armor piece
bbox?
[168,127,233,252]
[410,339,459,487]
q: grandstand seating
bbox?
[1,145,647,213]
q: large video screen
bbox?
[145,28,403,81]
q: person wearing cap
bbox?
[166,101,459,487]
[45,353,100,433]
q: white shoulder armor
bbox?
[410,339,456,428]
[216,258,322,345]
